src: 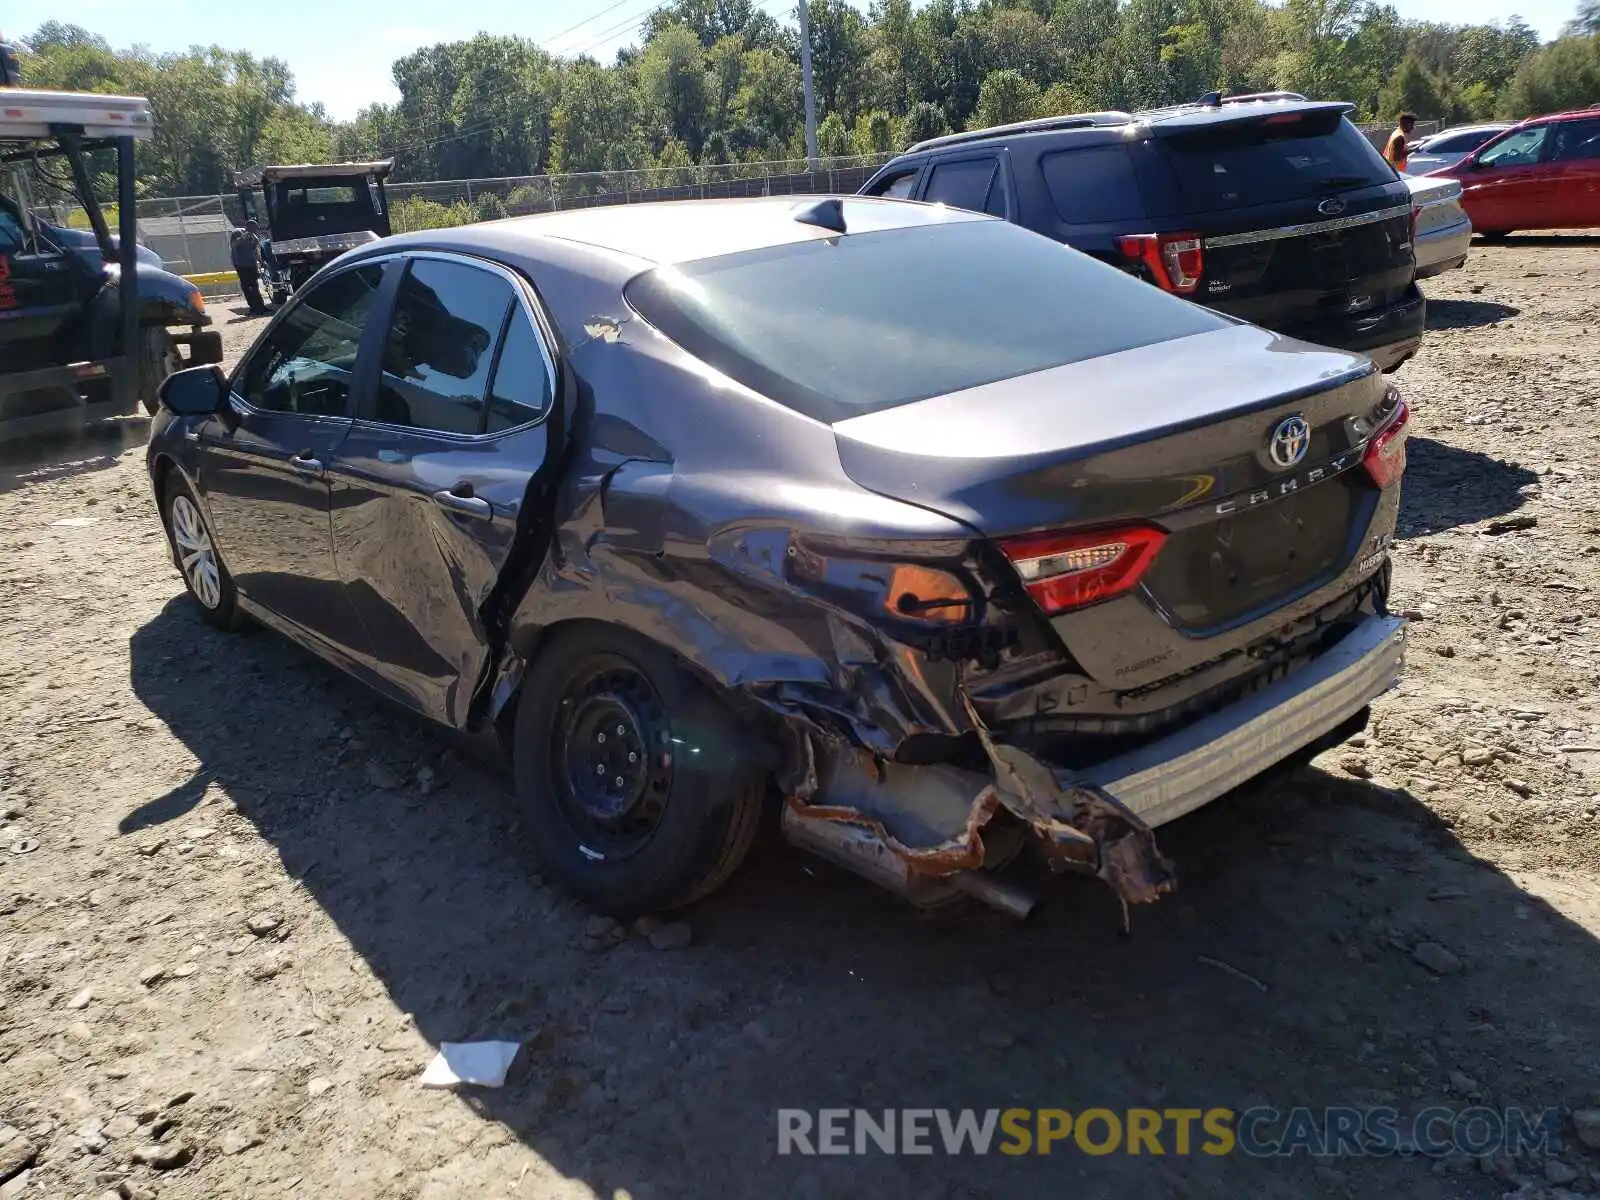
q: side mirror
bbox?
[158,363,228,416]
[1463,157,1485,172]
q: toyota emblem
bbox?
[1268,415,1311,469]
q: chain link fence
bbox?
[31,125,1442,280]
[32,154,895,277]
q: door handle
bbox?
[289,452,323,475]
[432,486,492,520]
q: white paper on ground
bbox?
[419,1040,522,1088]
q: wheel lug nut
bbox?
[598,732,606,743]
[628,752,637,763]
[614,776,624,787]
[595,764,605,775]
[616,725,625,734]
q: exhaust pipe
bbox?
[781,801,1040,918]
[948,869,1038,920]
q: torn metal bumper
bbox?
[782,614,1406,916]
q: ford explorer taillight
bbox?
[1117,232,1204,295]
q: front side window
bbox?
[923,158,999,213]
[627,218,1227,423]
[1477,125,1548,169]
[868,170,920,200]
[237,263,385,416]
[373,258,512,435]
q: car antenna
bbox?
[792,197,847,234]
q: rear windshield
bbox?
[1155,113,1396,214]
[625,219,1227,423]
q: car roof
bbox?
[1510,107,1600,128]
[1132,98,1354,132]
[382,196,990,267]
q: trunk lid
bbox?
[832,323,1393,679]
[1135,106,1415,329]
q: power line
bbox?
[540,0,640,51]
[568,3,663,58]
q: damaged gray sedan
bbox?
[146,196,1408,920]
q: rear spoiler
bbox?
[1144,101,1354,138]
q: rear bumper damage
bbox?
[781,613,1406,918]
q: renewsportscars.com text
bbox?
[776,1106,1563,1158]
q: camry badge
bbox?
[1268,415,1311,469]
[1317,197,1346,216]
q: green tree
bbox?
[706,35,745,129]
[654,137,695,182]
[640,25,712,156]
[974,69,1041,128]
[1037,80,1091,117]
[1499,33,1600,117]
[902,100,949,145]
[979,8,1060,85]
[734,48,801,146]
[816,110,852,156]
[806,0,871,118]
[550,60,649,174]
[1379,52,1451,119]
[851,109,898,154]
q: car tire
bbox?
[163,473,243,631]
[512,624,765,916]
[138,326,183,415]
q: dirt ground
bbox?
[3,245,1600,1200]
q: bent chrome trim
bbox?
[1206,203,1413,249]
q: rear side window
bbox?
[486,311,557,433]
[1551,119,1600,162]
[1156,114,1396,213]
[627,218,1227,423]
[924,158,998,213]
[1041,146,1146,223]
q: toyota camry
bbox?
[147,196,1408,920]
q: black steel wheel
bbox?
[513,624,765,916]
[550,661,674,860]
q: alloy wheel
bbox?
[170,494,222,610]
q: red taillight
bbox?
[999,525,1168,615]
[1117,232,1204,294]
[1362,398,1410,489]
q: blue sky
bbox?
[20,0,1583,120]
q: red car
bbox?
[1424,107,1600,238]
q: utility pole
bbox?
[796,0,819,167]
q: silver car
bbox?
[1405,124,1512,175]
[1407,174,1472,279]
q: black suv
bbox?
[861,95,1424,372]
